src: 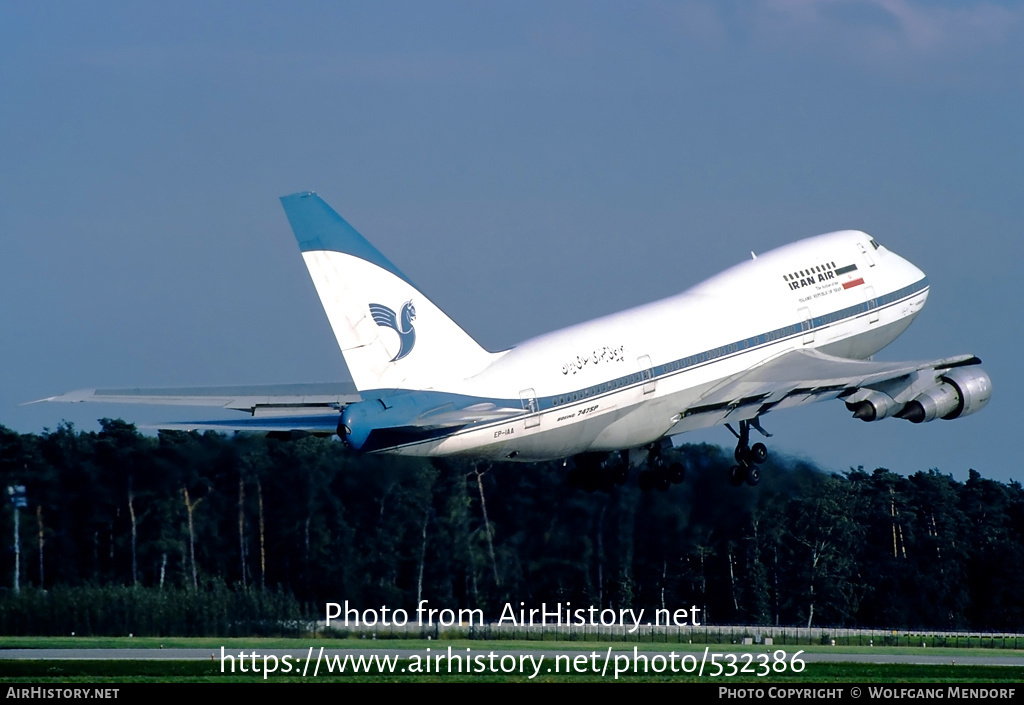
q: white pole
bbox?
[12,506,19,593]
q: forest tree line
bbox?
[0,420,1022,635]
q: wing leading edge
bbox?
[30,382,361,413]
[672,349,984,433]
[29,383,362,434]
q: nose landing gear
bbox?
[725,419,770,486]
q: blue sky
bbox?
[2,1,1021,482]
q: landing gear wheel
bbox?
[727,419,771,484]
[750,442,768,464]
[728,464,747,487]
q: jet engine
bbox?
[846,390,902,422]
[895,367,992,423]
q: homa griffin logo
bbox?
[783,262,864,291]
[369,301,417,361]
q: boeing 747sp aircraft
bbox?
[40,193,991,489]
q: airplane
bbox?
[38,192,991,490]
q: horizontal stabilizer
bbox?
[149,413,342,434]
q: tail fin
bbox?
[280,192,497,391]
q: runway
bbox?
[1,648,1022,667]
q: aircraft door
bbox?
[638,355,656,394]
[519,388,541,428]
[799,307,814,345]
[864,286,879,324]
[858,242,876,268]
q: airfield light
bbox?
[7,485,26,593]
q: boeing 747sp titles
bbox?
[40,193,991,489]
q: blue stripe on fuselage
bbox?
[355,278,930,452]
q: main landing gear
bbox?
[637,443,685,492]
[565,452,629,493]
[726,418,770,487]
[564,445,686,493]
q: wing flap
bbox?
[696,350,978,404]
[672,349,981,432]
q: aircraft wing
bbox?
[30,382,525,436]
[672,349,982,432]
[30,383,362,433]
[31,382,361,412]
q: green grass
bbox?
[0,659,1021,683]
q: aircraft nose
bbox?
[887,247,927,288]
[904,261,926,289]
[906,256,926,281]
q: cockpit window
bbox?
[870,239,880,250]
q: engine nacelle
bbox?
[896,367,991,424]
[846,390,901,422]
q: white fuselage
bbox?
[47,195,980,453]
[380,230,928,460]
